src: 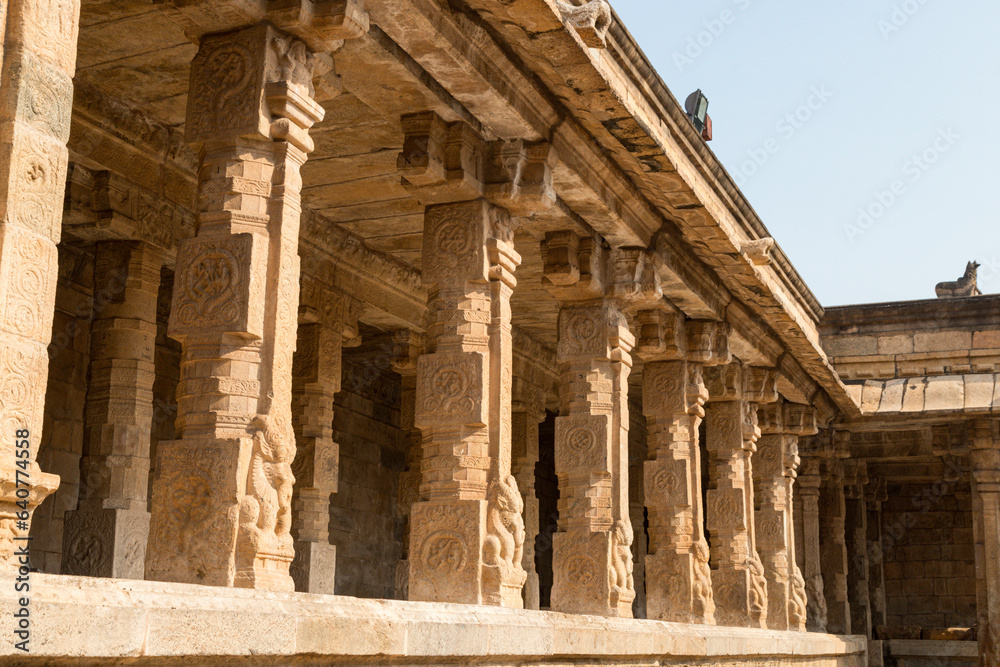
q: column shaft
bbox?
[755,402,815,632]
[511,405,543,609]
[146,24,324,589]
[971,419,1000,667]
[0,0,80,567]
[289,304,359,594]
[391,329,423,600]
[61,241,163,578]
[844,463,871,640]
[409,199,526,606]
[865,479,888,631]
[550,301,635,617]
[799,461,828,632]
[820,460,851,634]
[703,364,773,628]
[642,358,714,623]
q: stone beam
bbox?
[62,163,195,253]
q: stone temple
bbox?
[0,0,997,665]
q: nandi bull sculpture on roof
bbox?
[935,261,982,298]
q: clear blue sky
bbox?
[611,0,1000,306]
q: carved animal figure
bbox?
[609,519,635,598]
[555,0,612,46]
[270,35,316,93]
[483,475,526,573]
[806,573,829,632]
[747,555,769,624]
[935,261,982,298]
[239,415,296,559]
[692,539,716,621]
[789,566,809,629]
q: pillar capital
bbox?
[398,111,556,219]
[541,230,606,300]
[633,309,731,366]
[758,401,818,438]
[185,24,325,149]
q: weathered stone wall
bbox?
[881,482,976,629]
[330,336,405,599]
[32,244,94,573]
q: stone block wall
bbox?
[881,482,976,629]
[330,336,406,599]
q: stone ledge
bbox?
[883,638,978,658]
[0,574,867,665]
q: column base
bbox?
[409,499,486,605]
[234,552,295,592]
[290,540,336,594]
[524,570,540,610]
[646,547,716,624]
[61,507,150,580]
[394,559,409,599]
[551,531,634,618]
[712,565,768,628]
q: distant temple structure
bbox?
[0,1,996,665]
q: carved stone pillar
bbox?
[798,456,828,632]
[61,241,165,578]
[783,417,811,634]
[970,418,1000,667]
[755,401,816,632]
[400,112,555,607]
[865,477,888,632]
[146,23,326,590]
[703,364,775,628]
[0,0,79,569]
[288,283,362,593]
[391,329,424,600]
[511,329,551,610]
[541,235,659,617]
[819,451,851,635]
[844,460,871,639]
[636,310,730,624]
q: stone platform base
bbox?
[882,639,977,667]
[0,574,867,666]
